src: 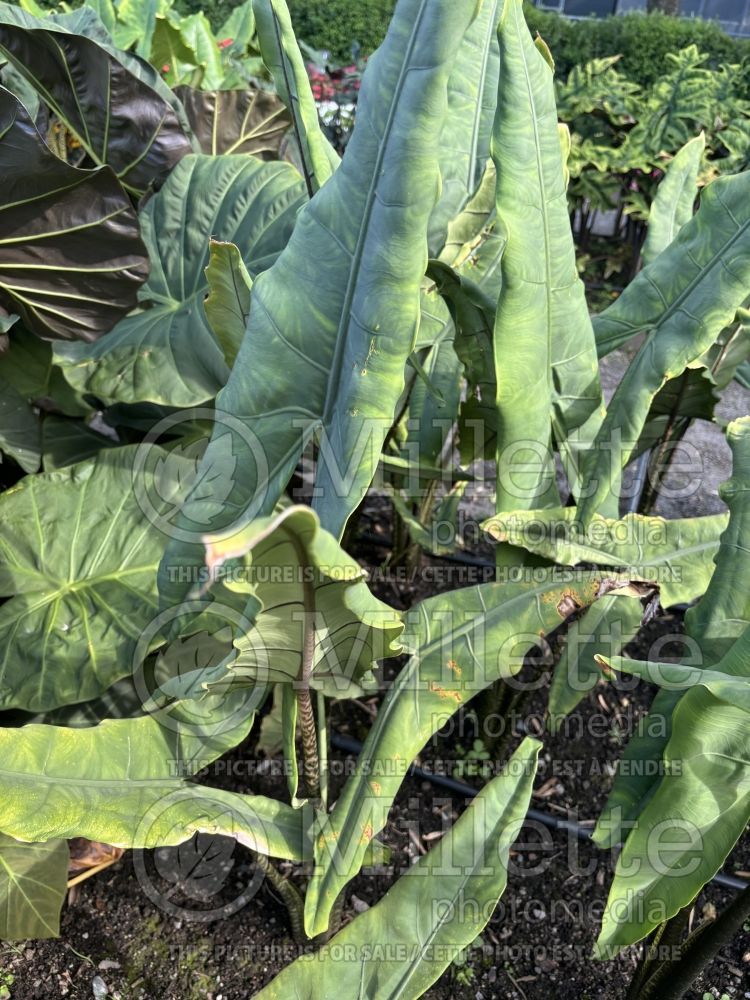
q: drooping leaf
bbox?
[491,0,605,512]
[304,568,641,937]
[593,419,750,954]
[54,155,304,407]
[584,173,750,521]
[0,445,194,711]
[0,3,194,195]
[218,0,256,53]
[635,364,719,459]
[174,85,290,157]
[259,739,540,999]
[641,133,704,268]
[0,695,308,860]
[402,318,462,470]
[203,240,253,368]
[252,0,338,193]
[595,419,750,848]
[201,505,403,697]
[427,257,497,463]
[173,11,225,90]
[483,506,725,608]
[0,834,69,940]
[0,87,148,342]
[594,641,750,956]
[485,504,727,722]
[158,0,483,609]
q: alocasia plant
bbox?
[0,2,746,999]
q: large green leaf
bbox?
[594,418,750,848]
[252,0,338,194]
[641,133,704,268]
[594,643,750,956]
[426,0,500,254]
[584,173,750,520]
[592,418,750,954]
[0,3,194,195]
[484,506,725,608]
[259,739,539,999]
[0,445,194,712]
[179,11,226,89]
[114,0,169,55]
[484,505,726,722]
[0,695,308,860]
[0,834,69,940]
[218,0,256,53]
[54,155,305,407]
[150,14,205,89]
[304,568,639,937]
[491,0,604,513]
[200,505,403,696]
[158,0,482,609]
[174,85,290,157]
[0,87,148,342]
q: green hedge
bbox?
[247,1,750,80]
[285,0,396,60]
[525,7,750,86]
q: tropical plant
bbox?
[0,1,747,998]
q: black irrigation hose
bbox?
[330,733,749,894]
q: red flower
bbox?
[161,63,170,73]
[218,37,233,49]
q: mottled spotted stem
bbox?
[253,852,306,944]
[292,536,321,802]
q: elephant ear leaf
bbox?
[304,569,638,937]
[427,0,500,255]
[0,2,194,195]
[158,0,482,607]
[641,132,704,269]
[0,834,69,940]
[491,0,604,513]
[583,172,750,522]
[201,504,403,697]
[0,445,198,712]
[0,87,148,342]
[252,0,338,193]
[173,85,291,157]
[592,418,750,955]
[54,155,305,407]
[257,739,540,1000]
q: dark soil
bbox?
[2,544,749,1000]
